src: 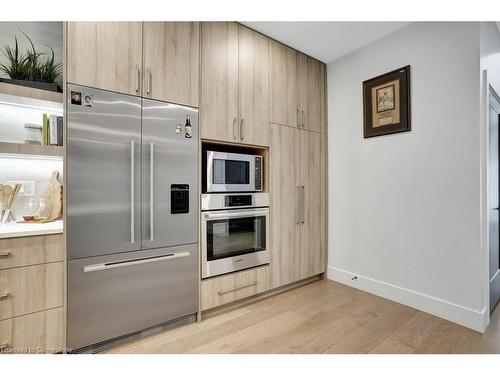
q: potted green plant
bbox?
[0,31,62,92]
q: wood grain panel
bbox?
[238,25,269,146]
[0,234,64,270]
[200,22,239,142]
[201,266,269,310]
[297,52,308,129]
[0,262,63,320]
[269,123,301,288]
[67,22,142,95]
[0,307,64,354]
[143,22,200,106]
[306,58,326,133]
[299,130,326,279]
[269,40,298,127]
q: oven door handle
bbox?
[203,209,269,220]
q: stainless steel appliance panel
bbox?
[201,207,269,278]
[68,244,198,350]
[141,100,198,250]
[67,85,142,260]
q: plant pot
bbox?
[0,78,62,93]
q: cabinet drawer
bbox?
[201,266,270,310]
[0,235,64,270]
[0,262,63,320]
[0,308,64,354]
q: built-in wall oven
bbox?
[206,150,263,193]
[201,193,269,279]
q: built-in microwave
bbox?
[206,151,263,193]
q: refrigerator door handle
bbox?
[83,251,191,273]
[150,142,154,242]
[130,141,135,244]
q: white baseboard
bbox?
[327,266,488,332]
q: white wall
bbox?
[327,22,486,331]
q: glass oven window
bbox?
[207,215,266,261]
[213,159,250,185]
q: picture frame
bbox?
[363,65,411,138]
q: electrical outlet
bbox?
[6,181,36,197]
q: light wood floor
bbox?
[107,279,500,354]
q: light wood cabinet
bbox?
[68,22,200,106]
[299,130,326,278]
[0,308,64,354]
[238,25,269,146]
[306,58,326,133]
[0,234,63,271]
[201,22,269,146]
[143,22,200,106]
[270,40,298,127]
[200,22,239,143]
[270,123,326,288]
[0,234,65,354]
[270,42,326,133]
[67,22,143,95]
[0,263,63,320]
[269,124,301,288]
[201,266,270,310]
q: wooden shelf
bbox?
[0,142,64,157]
[0,81,63,104]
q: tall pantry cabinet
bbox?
[269,38,327,289]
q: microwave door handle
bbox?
[150,142,154,242]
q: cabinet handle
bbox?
[296,186,301,225]
[0,292,9,299]
[232,118,237,140]
[0,252,10,257]
[146,69,152,95]
[296,107,300,128]
[135,66,140,94]
[301,185,305,224]
[218,281,257,295]
[240,118,244,141]
[302,110,305,129]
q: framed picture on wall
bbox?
[363,65,411,138]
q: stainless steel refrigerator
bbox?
[67,84,199,351]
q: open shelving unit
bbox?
[0,81,63,104]
[0,141,64,157]
[0,81,64,158]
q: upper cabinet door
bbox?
[67,22,143,96]
[306,58,326,133]
[297,52,308,129]
[270,40,298,128]
[143,22,200,107]
[200,22,239,143]
[238,26,269,146]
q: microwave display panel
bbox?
[213,159,250,185]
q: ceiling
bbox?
[242,22,409,63]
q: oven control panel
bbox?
[225,194,252,207]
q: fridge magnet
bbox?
[363,65,411,138]
[84,94,93,108]
[71,91,82,105]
